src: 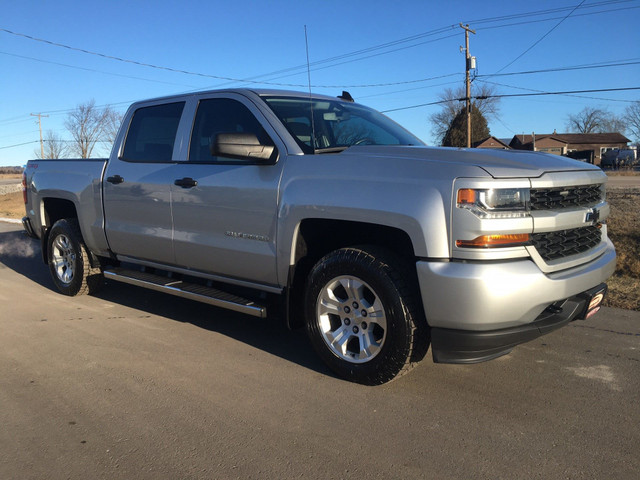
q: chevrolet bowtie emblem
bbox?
[585,208,600,224]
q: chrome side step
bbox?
[103,267,267,318]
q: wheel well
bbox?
[42,198,78,228]
[40,198,79,264]
[295,219,415,263]
[286,219,416,329]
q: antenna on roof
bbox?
[304,25,317,151]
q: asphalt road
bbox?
[0,178,20,186]
[607,174,640,189]
[1,222,638,480]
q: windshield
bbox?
[261,96,424,153]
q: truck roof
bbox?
[130,88,346,107]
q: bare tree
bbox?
[566,107,626,134]
[623,101,640,142]
[65,99,111,158]
[33,130,69,159]
[101,106,124,153]
[429,84,500,145]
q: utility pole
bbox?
[31,113,49,158]
[460,23,476,148]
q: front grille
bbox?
[530,184,603,210]
[531,225,602,261]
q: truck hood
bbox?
[340,145,601,178]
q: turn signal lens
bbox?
[457,189,477,205]
[456,234,530,248]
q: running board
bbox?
[103,267,267,318]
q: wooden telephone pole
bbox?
[31,113,49,158]
[460,23,476,148]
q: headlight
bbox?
[457,188,530,218]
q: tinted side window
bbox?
[122,102,185,162]
[189,98,273,163]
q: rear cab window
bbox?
[121,102,185,162]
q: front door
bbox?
[171,95,283,286]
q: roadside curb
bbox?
[0,218,21,224]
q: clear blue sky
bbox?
[1,0,639,166]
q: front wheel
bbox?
[47,219,103,296]
[305,246,428,385]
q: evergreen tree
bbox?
[442,103,490,147]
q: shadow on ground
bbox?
[0,229,331,378]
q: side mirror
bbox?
[211,133,275,161]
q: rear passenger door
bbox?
[170,93,284,286]
[103,101,186,265]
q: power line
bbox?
[0,27,460,90]
[475,79,637,103]
[481,86,640,99]
[358,80,462,100]
[1,27,457,89]
[493,0,588,75]
[381,87,640,113]
[463,0,634,26]
[0,140,39,150]
[226,33,460,87]
[0,27,310,87]
[226,1,635,84]
[2,55,638,127]
[478,60,640,78]
[2,2,634,90]
[476,4,640,34]
[4,55,637,124]
[0,51,198,87]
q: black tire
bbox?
[47,219,103,296]
[304,246,428,385]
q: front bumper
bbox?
[416,239,616,362]
[430,283,607,363]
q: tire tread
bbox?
[305,245,428,385]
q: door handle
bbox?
[174,177,198,188]
[106,175,124,184]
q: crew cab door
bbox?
[170,94,284,286]
[103,101,186,264]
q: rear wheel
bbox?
[305,246,428,385]
[48,219,103,296]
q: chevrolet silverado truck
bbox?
[22,89,616,385]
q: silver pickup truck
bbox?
[22,88,616,384]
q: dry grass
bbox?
[1,187,638,310]
[0,174,22,180]
[0,191,25,219]
[604,189,640,311]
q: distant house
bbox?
[473,136,510,149]
[509,132,630,164]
